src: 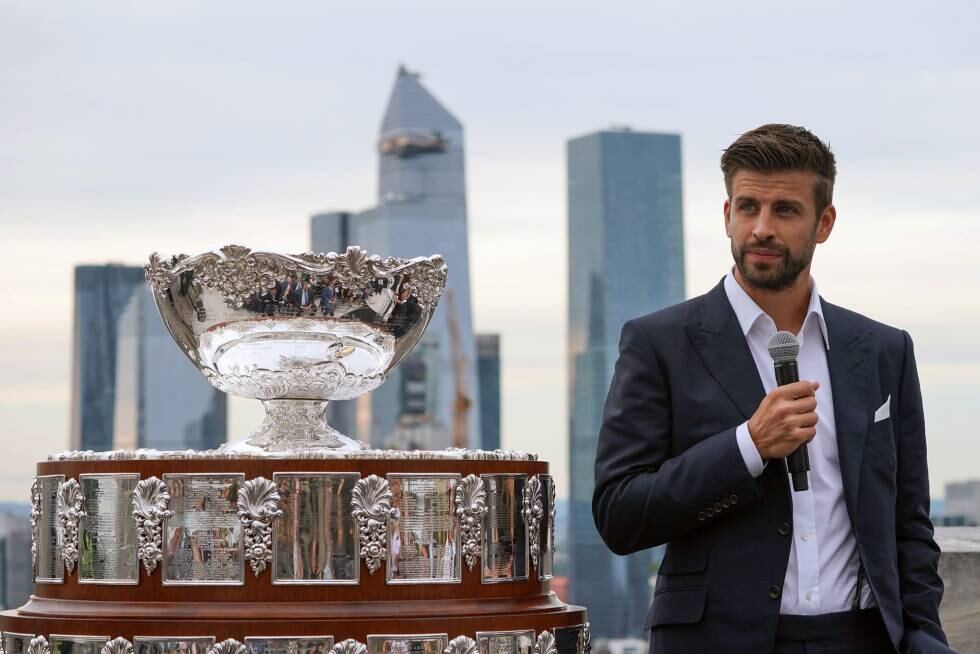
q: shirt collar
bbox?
[723,269,830,350]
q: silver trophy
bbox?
[145,245,447,451]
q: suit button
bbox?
[769,585,782,599]
[714,502,722,512]
[778,522,791,536]
[706,507,714,517]
[697,512,706,521]
[730,494,739,505]
[721,498,731,509]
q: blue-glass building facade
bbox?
[477,333,501,452]
[567,129,685,638]
[70,265,226,452]
[311,66,481,450]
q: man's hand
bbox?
[747,380,820,461]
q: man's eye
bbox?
[739,202,756,212]
[777,205,799,215]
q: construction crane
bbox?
[444,289,471,448]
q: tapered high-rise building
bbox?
[312,66,481,449]
[567,129,685,638]
[70,265,226,451]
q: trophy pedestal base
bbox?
[243,399,367,451]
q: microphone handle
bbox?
[774,360,810,491]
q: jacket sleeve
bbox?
[592,318,764,555]
[895,331,950,650]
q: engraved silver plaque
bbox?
[162,473,245,585]
[79,474,140,584]
[475,632,534,654]
[538,475,556,580]
[481,475,529,583]
[245,637,334,654]
[273,473,359,584]
[3,634,36,654]
[551,627,582,654]
[134,638,215,654]
[49,636,109,654]
[366,635,448,654]
[35,474,65,583]
[386,474,460,584]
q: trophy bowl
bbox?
[144,244,447,452]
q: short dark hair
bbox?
[721,124,836,213]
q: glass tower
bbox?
[566,129,685,638]
[477,333,501,452]
[311,66,481,450]
[70,265,226,451]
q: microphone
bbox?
[767,331,810,492]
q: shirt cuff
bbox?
[736,421,766,478]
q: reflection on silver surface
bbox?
[475,632,534,654]
[50,448,538,462]
[57,478,85,575]
[145,245,447,452]
[79,474,140,584]
[386,475,460,584]
[49,636,109,654]
[162,474,245,585]
[30,479,41,579]
[3,634,36,654]
[443,637,477,654]
[273,473,359,584]
[537,475,556,581]
[35,474,64,583]
[551,627,582,654]
[244,637,334,654]
[133,639,216,654]
[237,477,282,577]
[366,635,448,654]
[481,475,528,584]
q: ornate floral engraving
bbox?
[444,636,477,654]
[132,476,173,575]
[146,245,447,309]
[57,478,85,575]
[523,475,544,572]
[49,447,539,462]
[101,638,134,654]
[455,474,487,571]
[548,475,557,553]
[30,477,41,578]
[27,637,50,654]
[205,365,386,404]
[207,640,247,654]
[237,476,282,576]
[328,640,367,654]
[352,475,394,575]
[577,623,591,654]
[534,631,556,654]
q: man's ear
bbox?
[816,204,836,244]
[724,199,732,237]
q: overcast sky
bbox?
[1,1,978,502]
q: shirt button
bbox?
[769,585,782,599]
[805,591,813,602]
[777,522,791,536]
[697,512,706,521]
[801,532,810,542]
[730,494,739,505]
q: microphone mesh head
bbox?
[767,331,800,363]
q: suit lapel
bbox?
[685,280,766,421]
[822,299,873,525]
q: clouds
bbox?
[0,1,978,499]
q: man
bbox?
[593,125,951,653]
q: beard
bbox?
[732,231,816,292]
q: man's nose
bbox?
[752,206,776,241]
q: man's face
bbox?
[724,170,836,291]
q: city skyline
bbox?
[0,3,977,504]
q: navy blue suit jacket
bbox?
[592,279,950,653]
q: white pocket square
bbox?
[874,395,891,423]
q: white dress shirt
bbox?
[725,271,873,615]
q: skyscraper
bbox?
[311,66,481,449]
[477,333,501,452]
[566,129,685,638]
[70,265,226,451]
